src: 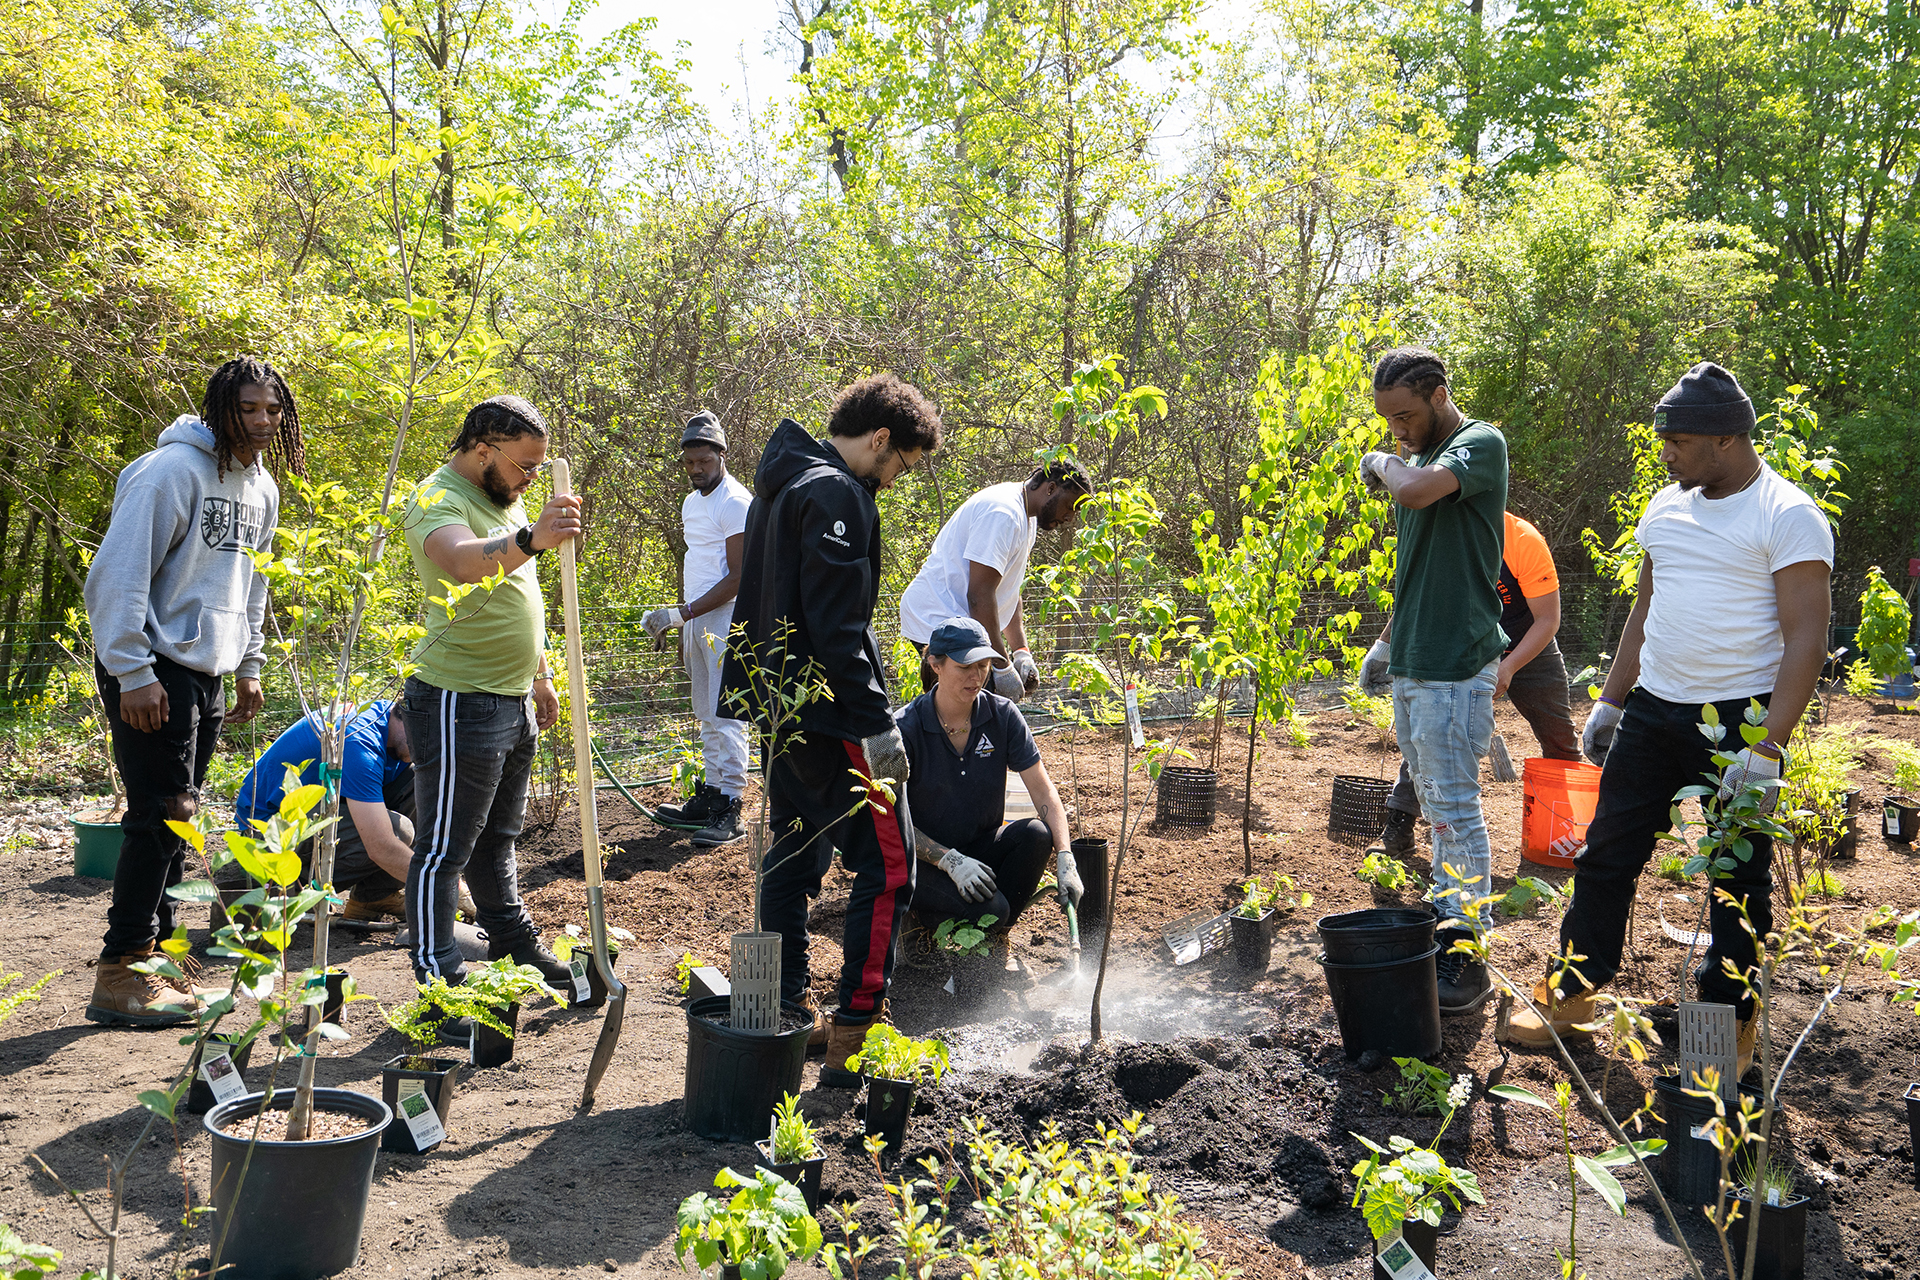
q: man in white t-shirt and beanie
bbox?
[644,411,753,846]
[1502,363,1833,1083]
[898,459,1092,696]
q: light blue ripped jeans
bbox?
[1392,660,1498,930]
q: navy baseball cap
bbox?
[681,411,726,451]
[927,617,998,665]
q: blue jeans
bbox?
[1393,661,1498,929]
[401,677,541,980]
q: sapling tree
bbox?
[1849,565,1915,694]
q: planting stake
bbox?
[555,458,627,1110]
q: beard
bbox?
[478,460,516,507]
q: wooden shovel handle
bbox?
[552,459,602,890]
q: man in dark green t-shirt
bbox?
[1355,347,1508,1014]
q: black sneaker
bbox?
[1434,927,1491,1014]
[690,796,746,847]
[655,783,719,828]
[1367,808,1417,858]
[486,931,573,989]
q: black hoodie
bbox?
[719,419,894,743]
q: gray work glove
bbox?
[1055,849,1084,909]
[1582,699,1624,767]
[1360,451,1396,494]
[991,663,1026,700]
[859,725,911,787]
[1359,637,1393,697]
[1011,648,1041,693]
[1717,745,1787,816]
[642,606,683,639]
[938,847,998,902]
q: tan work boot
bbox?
[796,992,829,1054]
[819,999,891,1089]
[344,888,407,923]
[168,951,229,1001]
[458,879,478,918]
[85,949,200,1027]
[1498,976,1602,1048]
[1736,1011,1760,1080]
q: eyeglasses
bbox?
[487,443,551,482]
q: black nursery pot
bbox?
[683,995,812,1143]
[1069,837,1110,929]
[864,1076,916,1154]
[203,1087,391,1280]
[1885,796,1920,845]
[755,1138,826,1213]
[1728,1194,1809,1280]
[185,1033,256,1114]
[1319,945,1443,1060]
[1654,1077,1759,1212]
[566,951,618,1010]
[1230,908,1275,972]
[1371,1219,1438,1280]
[379,1055,462,1154]
[1830,788,1863,860]
[470,1003,519,1068]
[1905,1083,1920,1189]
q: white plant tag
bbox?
[198,1050,245,1104]
[1124,685,1144,750]
[1767,1187,1780,1206]
[396,1080,446,1148]
[569,957,591,1002]
[1376,1230,1438,1280]
[1889,808,1902,836]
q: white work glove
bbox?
[1360,451,1396,494]
[1011,648,1041,693]
[859,725,911,787]
[1717,745,1787,816]
[991,663,1026,700]
[938,847,998,903]
[1359,637,1393,697]
[1582,699,1624,767]
[642,606,684,639]
[1054,849,1084,909]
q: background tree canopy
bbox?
[0,0,1911,707]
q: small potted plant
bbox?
[551,921,633,1009]
[380,989,468,1154]
[1729,1154,1808,1280]
[755,1092,826,1213]
[1853,566,1916,700]
[1231,877,1277,971]
[184,1029,256,1115]
[675,1166,823,1280]
[459,958,568,1068]
[1350,1133,1485,1280]
[844,1024,949,1157]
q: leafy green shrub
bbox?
[770,1093,820,1164]
[1498,876,1567,918]
[1355,851,1414,892]
[1235,874,1310,918]
[1380,1058,1462,1116]
[932,914,998,958]
[844,1024,949,1085]
[0,1224,62,1280]
[676,1167,821,1280]
[1857,566,1915,682]
[385,960,564,1054]
[1655,854,1691,883]
[1884,740,1920,792]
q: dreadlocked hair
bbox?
[1372,347,1449,400]
[1027,458,1093,494]
[202,355,308,481]
[448,395,548,454]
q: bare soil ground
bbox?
[4,689,1920,1279]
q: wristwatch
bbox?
[514,524,544,557]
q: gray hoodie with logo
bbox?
[84,416,279,692]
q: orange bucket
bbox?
[1521,758,1602,868]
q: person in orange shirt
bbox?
[1368,511,1581,857]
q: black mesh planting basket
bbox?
[1328,775,1395,845]
[1154,766,1218,829]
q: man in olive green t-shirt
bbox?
[1355,347,1508,1015]
[398,395,583,1010]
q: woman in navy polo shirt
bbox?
[898,617,1082,935]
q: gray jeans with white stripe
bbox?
[402,676,540,980]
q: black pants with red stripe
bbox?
[759,730,915,1021]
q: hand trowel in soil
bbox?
[555,458,627,1111]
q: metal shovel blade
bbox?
[1489,733,1517,783]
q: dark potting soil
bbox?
[215,1108,373,1141]
[689,1004,814,1037]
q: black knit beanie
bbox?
[1652,362,1755,436]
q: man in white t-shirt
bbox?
[643,412,753,845]
[1503,363,1833,1082]
[898,459,1092,696]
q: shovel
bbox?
[554,458,627,1111]
[1041,899,1083,988]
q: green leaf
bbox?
[1488,1083,1555,1110]
[1573,1153,1628,1215]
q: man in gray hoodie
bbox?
[83,356,304,1027]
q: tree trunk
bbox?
[1242,707,1259,876]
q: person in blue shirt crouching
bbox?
[898,617,1083,945]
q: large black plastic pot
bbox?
[1728,1194,1808,1280]
[1317,906,1438,966]
[185,1033,255,1114]
[1654,1077,1756,1212]
[380,1055,462,1153]
[1231,908,1275,972]
[683,995,811,1142]
[1371,1219,1438,1280]
[864,1076,916,1154]
[1070,837,1109,928]
[1154,766,1217,828]
[755,1138,826,1213]
[1319,945,1442,1060]
[203,1088,391,1280]
[470,1003,518,1068]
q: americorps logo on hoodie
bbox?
[199,497,268,552]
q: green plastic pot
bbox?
[71,811,121,878]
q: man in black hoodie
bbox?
[720,374,943,1086]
